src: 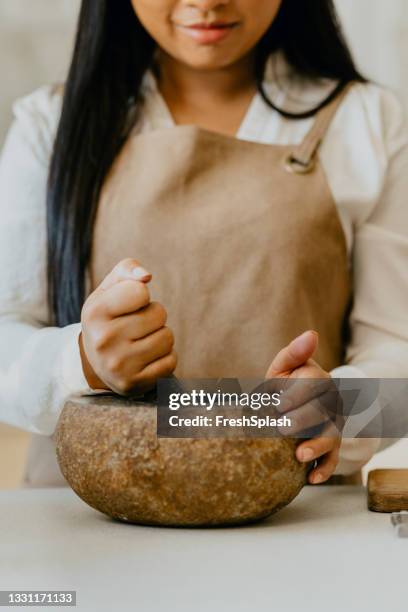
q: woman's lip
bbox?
[183,21,238,28]
[174,22,239,44]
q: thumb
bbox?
[266,330,319,378]
[99,258,152,291]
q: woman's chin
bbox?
[167,42,245,72]
[173,55,242,73]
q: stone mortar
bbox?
[55,394,308,527]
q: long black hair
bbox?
[47,0,366,327]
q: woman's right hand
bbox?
[79,258,177,395]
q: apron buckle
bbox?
[284,153,316,175]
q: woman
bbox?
[0,0,407,487]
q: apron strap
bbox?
[284,81,355,174]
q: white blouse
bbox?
[0,57,407,476]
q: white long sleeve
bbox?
[0,86,93,435]
[329,84,408,379]
[327,87,408,473]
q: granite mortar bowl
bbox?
[55,395,308,527]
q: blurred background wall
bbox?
[0,0,407,487]
[0,0,80,142]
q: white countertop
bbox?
[0,486,405,612]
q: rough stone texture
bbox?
[55,395,307,527]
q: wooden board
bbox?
[367,469,408,512]
[0,424,30,490]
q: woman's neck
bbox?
[155,51,258,136]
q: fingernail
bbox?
[299,447,314,462]
[132,267,151,282]
[311,473,324,484]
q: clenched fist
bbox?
[79,258,177,395]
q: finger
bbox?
[114,302,167,340]
[278,386,343,436]
[128,351,178,394]
[277,377,333,413]
[98,258,152,291]
[296,421,341,461]
[128,326,175,370]
[278,400,330,436]
[266,331,319,378]
[296,433,340,463]
[100,279,150,318]
[307,447,340,484]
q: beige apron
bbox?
[23,85,352,487]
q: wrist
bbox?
[78,331,108,390]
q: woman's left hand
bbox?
[265,330,341,485]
